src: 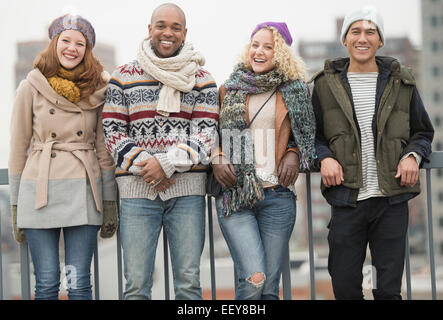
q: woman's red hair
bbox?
[34,34,107,104]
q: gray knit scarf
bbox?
[219,63,316,216]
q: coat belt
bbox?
[33,142,102,212]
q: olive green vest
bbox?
[313,58,420,197]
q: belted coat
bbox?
[9,69,116,228]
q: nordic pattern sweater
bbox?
[102,60,219,200]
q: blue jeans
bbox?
[216,186,297,300]
[120,196,206,300]
[24,225,99,300]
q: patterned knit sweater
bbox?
[102,60,218,200]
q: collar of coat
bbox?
[26,69,110,112]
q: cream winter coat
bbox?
[9,69,116,228]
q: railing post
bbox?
[0,169,7,300]
[281,246,292,300]
[0,208,3,300]
[115,193,124,300]
[426,168,437,300]
[163,230,170,300]
[207,196,217,300]
[93,240,100,300]
[233,268,238,294]
[20,242,31,300]
[306,172,316,300]
[116,224,124,300]
[405,232,412,300]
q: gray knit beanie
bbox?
[48,14,96,48]
[340,6,385,47]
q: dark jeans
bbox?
[327,197,409,300]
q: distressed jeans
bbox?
[120,196,206,300]
[216,186,297,300]
[24,225,99,300]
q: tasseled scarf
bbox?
[47,64,85,103]
[219,63,316,216]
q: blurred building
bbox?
[421,0,443,262]
[296,17,426,257]
[15,40,116,88]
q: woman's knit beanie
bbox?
[251,22,293,46]
[48,14,96,48]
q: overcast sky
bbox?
[0,0,421,168]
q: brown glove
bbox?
[12,205,26,243]
[100,200,119,238]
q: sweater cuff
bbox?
[128,150,152,176]
[401,152,422,167]
[154,153,176,179]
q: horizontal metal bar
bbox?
[423,151,443,169]
[0,169,8,186]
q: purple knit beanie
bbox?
[251,22,293,46]
[48,14,96,48]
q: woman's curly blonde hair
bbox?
[241,26,308,81]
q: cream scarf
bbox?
[137,39,205,116]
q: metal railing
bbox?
[1,151,442,300]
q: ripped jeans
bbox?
[216,186,296,300]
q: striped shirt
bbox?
[348,72,384,201]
